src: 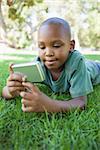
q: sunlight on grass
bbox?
[0,55,26,61]
[0,54,36,63]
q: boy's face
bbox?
[38,24,71,71]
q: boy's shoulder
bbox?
[65,50,85,71]
[68,49,84,60]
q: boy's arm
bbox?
[20,82,87,112]
[47,96,87,112]
[37,94,87,112]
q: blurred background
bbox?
[0,0,100,53]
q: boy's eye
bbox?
[39,46,45,50]
[53,45,61,48]
[53,44,62,48]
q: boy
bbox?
[2,17,100,112]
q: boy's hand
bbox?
[20,82,51,112]
[7,73,26,97]
[6,64,26,97]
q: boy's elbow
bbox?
[79,96,87,110]
[2,86,12,100]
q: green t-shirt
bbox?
[37,50,100,98]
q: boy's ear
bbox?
[69,40,75,51]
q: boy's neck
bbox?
[50,71,61,81]
[50,65,64,81]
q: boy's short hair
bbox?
[39,17,71,40]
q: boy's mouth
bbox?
[45,59,58,65]
[45,58,57,61]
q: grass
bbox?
[0,53,100,150]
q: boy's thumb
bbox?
[22,76,27,82]
[9,63,14,74]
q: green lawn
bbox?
[0,53,100,150]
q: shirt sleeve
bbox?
[69,58,93,98]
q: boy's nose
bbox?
[45,48,54,56]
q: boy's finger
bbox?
[22,82,39,92]
[9,86,25,93]
[22,104,32,112]
[21,98,32,106]
[7,80,23,87]
[7,73,23,82]
[20,91,32,100]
